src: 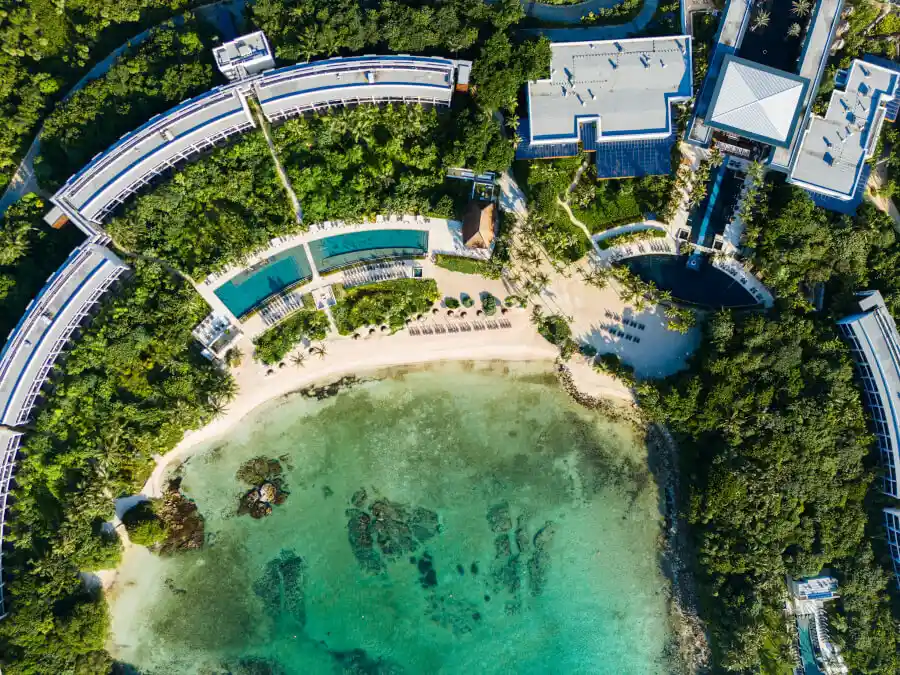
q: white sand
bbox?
[142,313,625,498]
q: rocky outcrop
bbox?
[158,477,205,554]
[486,502,512,533]
[237,456,289,519]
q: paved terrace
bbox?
[197,216,471,336]
[528,36,692,145]
[255,56,467,122]
[790,59,900,200]
[0,428,22,619]
[0,243,128,427]
[771,0,844,169]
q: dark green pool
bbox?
[623,254,759,308]
[309,230,429,273]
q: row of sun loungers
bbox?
[259,292,305,326]
[343,262,411,288]
[600,324,642,343]
[603,310,646,330]
[408,319,511,336]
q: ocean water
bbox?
[109,363,673,674]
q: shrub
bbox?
[597,228,667,250]
[434,254,501,279]
[579,343,598,357]
[461,294,475,308]
[253,310,330,364]
[123,501,168,548]
[482,294,498,315]
[444,296,460,309]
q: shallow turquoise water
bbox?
[109,363,672,674]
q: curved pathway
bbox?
[519,0,660,38]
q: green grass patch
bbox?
[434,254,501,278]
[333,278,440,335]
[253,310,331,364]
[573,189,642,233]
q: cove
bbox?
[108,363,674,674]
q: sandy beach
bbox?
[141,313,634,499]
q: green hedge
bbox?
[434,254,501,279]
[253,310,330,364]
[122,501,168,548]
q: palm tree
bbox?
[787,22,802,38]
[291,353,307,368]
[751,10,771,32]
[309,343,327,359]
[791,0,812,17]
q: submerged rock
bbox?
[351,487,368,508]
[486,502,512,533]
[409,506,440,542]
[417,553,437,588]
[346,509,383,574]
[528,521,556,596]
[253,549,307,628]
[330,647,405,674]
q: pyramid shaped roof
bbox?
[706,55,809,147]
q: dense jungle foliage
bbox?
[0,193,85,340]
[639,187,900,673]
[0,261,234,673]
[333,278,440,334]
[34,19,221,190]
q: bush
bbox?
[579,343,598,357]
[253,310,330,365]
[481,294,498,315]
[461,294,475,308]
[444,296,460,309]
[123,501,168,548]
[434,254,501,279]
[535,312,572,347]
[333,279,440,334]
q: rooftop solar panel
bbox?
[594,133,676,179]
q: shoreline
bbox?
[141,323,635,499]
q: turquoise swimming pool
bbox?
[214,247,312,318]
[309,229,429,273]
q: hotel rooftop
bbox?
[704,55,809,148]
[526,36,692,146]
[0,243,128,427]
[790,58,900,201]
[836,291,900,498]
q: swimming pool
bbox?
[214,246,312,318]
[623,254,759,308]
[797,615,825,675]
[309,230,429,273]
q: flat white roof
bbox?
[527,36,693,145]
[52,86,255,225]
[0,243,128,427]
[705,55,809,148]
[255,56,462,121]
[790,59,900,199]
[213,31,272,69]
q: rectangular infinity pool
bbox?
[309,229,429,273]
[214,246,312,318]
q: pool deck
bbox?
[195,215,480,336]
